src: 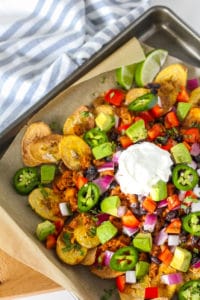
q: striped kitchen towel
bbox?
[0,0,150,134]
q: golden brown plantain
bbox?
[189,86,200,107]
[182,107,200,128]
[125,88,150,105]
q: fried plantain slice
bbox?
[56,226,87,265]
[125,88,150,105]
[74,225,100,249]
[63,106,95,136]
[28,187,64,221]
[183,107,200,128]
[189,86,200,107]
[59,135,91,170]
[90,265,124,279]
[80,247,97,266]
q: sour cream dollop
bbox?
[115,142,173,195]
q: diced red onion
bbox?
[193,186,200,197]
[197,169,200,176]
[96,213,110,226]
[117,205,127,217]
[122,225,139,237]
[114,115,120,128]
[191,201,200,213]
[161,273,183,285]
[143,214,157,232]
[93,175,114,193]
[59,203,72,216]
[168,235,180,246]
[112,151,122,165]
[97,161,114,172]
[187,78,199,91]
[192,260,200,268]
[125,270,136,284]
[103,250,114,266]
[190,143,200,156]
[188,160,197,169]
[154,228,168,246]
[157,199,168,208]
[172,205,181,211]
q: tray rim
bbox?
[1,5,200,151]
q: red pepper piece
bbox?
[116,275,126,292]
[117,123,131,132]
[164,111,180,128]
[138,111,154,124]
[142,197,157,213]
[54,219,64,236]
[75,176,88,189]
[145,287,158,299]
[167,194,181,211]
[182,127,200,144]
[148,123,164,140]
[158,246,173,265]
[149,104,164,118]
[165,219,182,234]
[122,210,140,228]
[176,86,189,102]
[46,234,57,249]
[161,138,176,151]
[104,89,125,106]
[119,135,133,148]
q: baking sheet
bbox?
[1,6,200,156]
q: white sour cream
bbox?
[115,142,173,195]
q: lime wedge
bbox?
[116,64,136,90]
[135,49,168,87]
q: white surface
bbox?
[18,1,200,299]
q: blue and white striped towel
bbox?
[0,0,150,134]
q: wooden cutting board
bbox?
[0,248,60,299]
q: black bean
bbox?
[165,210,178,222]
[84,165,98,181]
[194,154,200,163]
[109,130,119,142]
[151,256,161,265]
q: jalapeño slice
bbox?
[83,127,108,148]
[78,182,100,212]
[128,93,158,112]
[110,246,138,272]
[182,212,200,236]
[172,164,198,191]
[13,167,39,195]
[178,280,200,300]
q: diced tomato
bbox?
[116,275,126,292]
[165,218,182,234]
[46,234,57,249]
[119,135,133,148]
[75,176,88,189]
[161,137,176,151]
[158,246,173,265]
[176,86,189,102]
[104,89,125,106]
[117,123,131,132]
[148,123,164,140]
[185,190,198,199]
[122,210,140,228]
[138,111,154,124]
[182,128,200,144]
[164,111,180,128]
[167,194,181,211]
[145,287,159,299]
[142,197,157,213]
[54,219,64,235]
[149,104,164,118]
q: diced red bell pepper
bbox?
[116,275,126,292]
[119,135,133,148]
[167,194,181,211]
[176,86,189,102]
[165,218,182,234]
[182,127,200,144]
[75,176,88,189]
[158,246,173,265]
[46,234,57,249]
[148,123,164,140]
[54,219,64,235]
[122,210,140,228]
[161,138,176,151]
[138,111,154,124]
[164,111,180,128]
[149,104,164,118]
[145,287,159,299]
[185,190,198,199]
[117,123,131,132]
[104,89,125,106]
[142,197,157,213]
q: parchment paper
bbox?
[0,37,200,300]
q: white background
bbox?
[18,0,200,299]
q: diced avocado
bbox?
[40,164,56,184]
[150,180,167,201]
[170,143,192,164]
[125,119,147,143]
[170,246,192,272]
[96,221,118,244]
[92,142,113,159]
[133,232,152,252]
[136,261,150,279]
[176,102,192,121]
[100,196,121,217]
[95,112,115,132]
[36,220,56,241]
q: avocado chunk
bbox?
[170,246,192,272]
[133,232,152,252]
[96,221,118,244]
[92,142,113,159]
[150,180,167,201]
[40,164,56,184]
[177,102,192,121]
[125,119,147,143]
[95,112,115,132]
[36,220,56,241]
[136,261,150,279]
[170,143,192,164]
[100,196,121,217]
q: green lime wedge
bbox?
[116,64,136,90]
[135,49,168,87]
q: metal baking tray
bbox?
[1,5,200,156]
